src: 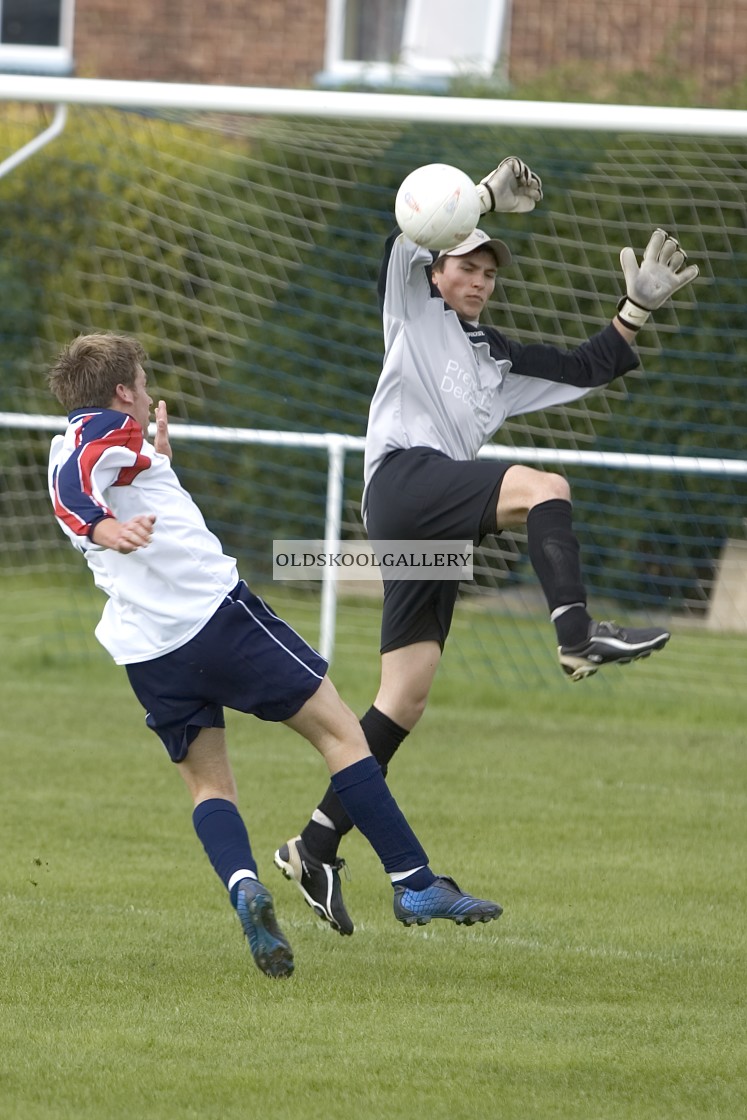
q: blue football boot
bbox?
[393,875,502,927]
[236,877,294,978]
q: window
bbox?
[0,0,74,75]
[322,0,509,87]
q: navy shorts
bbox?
[365,447,511,653]
[125,581,328,762]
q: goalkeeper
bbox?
[275,157,700,937]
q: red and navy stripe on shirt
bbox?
[51,408,151,538]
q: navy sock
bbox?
[331,756,434,884]
[302,706,410,861]
[397,867,436,890]
[192,798,257,909]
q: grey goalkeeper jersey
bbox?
[362,231,639,513]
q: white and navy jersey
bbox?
[48,408,239,665]
[362,231,639,511]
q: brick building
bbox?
[73,0,328,88]
[511,1,745,94]
[2,1,745,97]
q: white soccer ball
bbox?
[395,163,481,251]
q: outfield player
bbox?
[46,332,503,980]
[275,157,700,937]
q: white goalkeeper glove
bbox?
[476,157,543,214]
[617,228,700,331]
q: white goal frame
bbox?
[2,76,746,660]
[2,74,747,136]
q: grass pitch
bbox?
[1,577,745,1119]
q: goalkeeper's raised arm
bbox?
[476,156,543,214]
[474,161,699,343]
[615,227,700,338]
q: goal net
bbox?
[1,82,745,692]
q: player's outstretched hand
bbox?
[477,157,543,214]
[154,399,173,461]
[617,229,700,331]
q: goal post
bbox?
[1,76,746,692]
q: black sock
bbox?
[301,706,409,862]
[526,498,591,646]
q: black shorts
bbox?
[125,581,327,762]
[365,447,511,653]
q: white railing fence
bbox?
[4,412,746,661]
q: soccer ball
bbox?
[395,163,481,251]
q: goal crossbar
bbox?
[1,74,747,137]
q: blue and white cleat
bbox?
[236,877,294,978]
[393,875,502,927]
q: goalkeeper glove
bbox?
[617,228,700,331]
[477,157,543,214]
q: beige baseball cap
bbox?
[437,227,512,267]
